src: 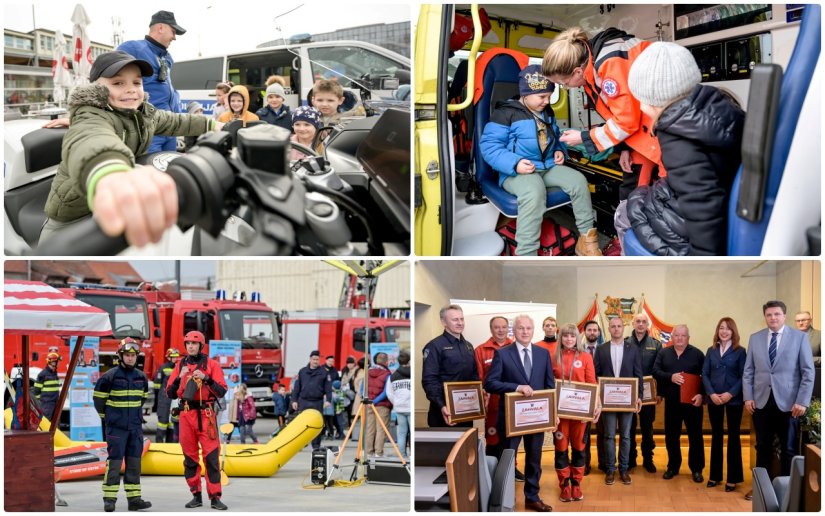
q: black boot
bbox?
[156,430,165,443]
[211,497,228,510]
[128,498,152,511]
[185,493,203,508]
[104,499,116,512]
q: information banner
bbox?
[370,342,400,372]
[209,340,242,431]
[69,336,102,441]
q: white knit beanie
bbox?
[628,42,701,107]
[266,83,285,98]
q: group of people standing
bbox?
[422,301,816,511]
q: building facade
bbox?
[258,21,410,57]
[4,28,113,112]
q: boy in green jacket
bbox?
[40,50,223,248]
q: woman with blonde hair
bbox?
[542,27,661,246]
[552,323,598,503]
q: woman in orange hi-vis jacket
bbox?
[542,27,662,245]
[552,324,600,504]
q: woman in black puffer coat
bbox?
[626,42,745,255]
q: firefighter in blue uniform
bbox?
[93,338,151,512]
[154,347,180,443]
[421,304,479,427]
[33,352,61,422]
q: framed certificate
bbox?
[504,389,557,437]
[556,381,598,421]
[641,376,657,405]
[444,381,486,423]
[598,377,639,412]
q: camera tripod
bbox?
[330,396,408,484]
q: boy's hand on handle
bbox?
[43,118,70,129]
[619,150,633,173]
[516,159,535,174]
[93,165,178,248]
[559,129,582,146]
[553,151,565,165]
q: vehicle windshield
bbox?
[384,325,411,350]
[75,294,149,340]
[307,46,409,99]
[218,310,280,349]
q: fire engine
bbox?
[279,309,411,389]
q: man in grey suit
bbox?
[743,300,815,500]
[795,311,821,366]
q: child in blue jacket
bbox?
[480,64,601,256]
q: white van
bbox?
[173,40,411,114]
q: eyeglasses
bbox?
[796,318,811,323]
[157,57,169,82]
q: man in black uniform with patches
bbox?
[292,350,332,449]
[154,347,180,443]
[93,338,151,512]
[422,304,479,427]
[625,313,662,472]
[33,351,61,423]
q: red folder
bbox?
[680,373,701,403]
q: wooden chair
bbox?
[445,428,479,512]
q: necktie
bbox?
[588,346,596,357]
[523,348,532,381]
[769,332,778,366]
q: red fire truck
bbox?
[279,308,411,389]
[138,286,282,413]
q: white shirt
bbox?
[516,341,533,372]
[767,325,785,352]
[719,341,732,357]
[610,340,624,377]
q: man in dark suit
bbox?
[743,300,815,500]
[485,315,556,512]
[581,320,604,475]
[594,317,643,486]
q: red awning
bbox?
[4,280,112,336]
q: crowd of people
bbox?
[422,302,817,512]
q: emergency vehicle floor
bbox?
[53,414,410,512]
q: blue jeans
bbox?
[395,412,410,458]
[603,411,633,473]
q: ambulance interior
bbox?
[441,4,820,256]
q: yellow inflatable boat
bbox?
[5,408,324,478]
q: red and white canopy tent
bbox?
[4,280,112,431]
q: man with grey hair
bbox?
[794,310,821,366]
[422,304,479,427]
[653,324,705,483]
[485,314,556,512]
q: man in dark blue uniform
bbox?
[422,304,479,427]
[625,313,662,472]
[33,351,61,423]
[93,338,151,512]
[154,347,180,443]
[291,350,332,449]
